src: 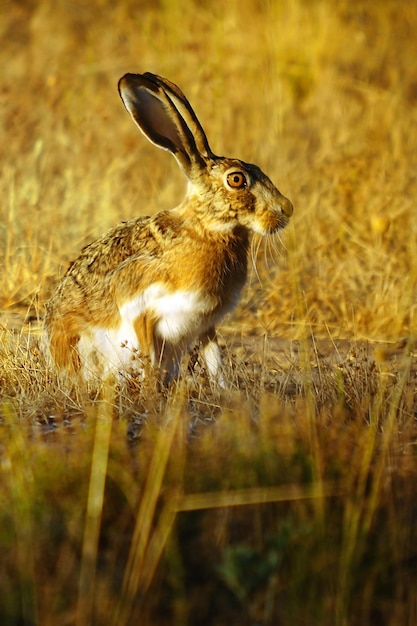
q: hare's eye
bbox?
[226,171,247,189]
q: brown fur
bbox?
[44,73,293,381]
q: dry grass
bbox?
[1,0,417,624]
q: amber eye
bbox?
[226,171,247,189]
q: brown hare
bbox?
[44,72,293,383]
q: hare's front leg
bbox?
[200,327,225,387]
[133,312,180,382]
[133,312,162,368]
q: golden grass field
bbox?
[1,0,417,624]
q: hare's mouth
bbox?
[275,213,292,232]
[252,211,291,236]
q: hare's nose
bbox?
[279,195,293,218]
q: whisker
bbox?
[263,236,272,274]
[269,235,278,266]
[259,232,288,279]
[250,235,263,287]
[266,234,278,275]
[276,229,288,252]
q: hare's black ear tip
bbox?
[118,73,136,89]
[118,72,160,93]
[118,74,130,96]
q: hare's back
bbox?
[67,215,164,279]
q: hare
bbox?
[44,72,293,383]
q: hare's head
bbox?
[118,72,292,235]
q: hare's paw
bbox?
[199,328,225,387]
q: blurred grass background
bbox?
[1,1,417,625]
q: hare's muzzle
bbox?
[279,195,293,219]
[259,193,293,234]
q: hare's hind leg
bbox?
[46,314,81,374]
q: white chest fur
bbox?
[77,283,218,376]
[120,284,216,340]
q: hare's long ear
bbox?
[118,72,213,177]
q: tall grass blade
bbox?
[2,403,39,626]
[112,384,185,626]
[76,388,114,626]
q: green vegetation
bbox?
[1,1,416,624]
